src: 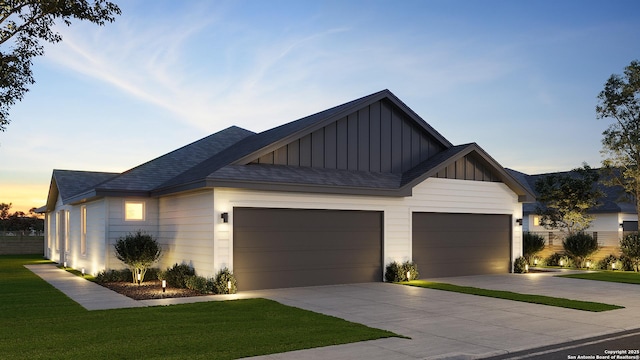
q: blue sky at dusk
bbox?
[1,0,639,212]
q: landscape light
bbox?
[81,268,85,276]
[612,262,617,270]
[525,264,529,272]
[534,258,538,266]
[586,261,591,268]
[227,280,231,291]
[137,272,141,285]
[406,271,411,281]
[162,280,166,293]
[63,261,67,269]
[559,260,564,267]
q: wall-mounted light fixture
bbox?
[620,223,624,228]
[515,218,523,226]
[221,212,229,223]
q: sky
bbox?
[1,0,639,214]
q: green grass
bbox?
[402,280,624,312]
[0,255,399,359]
[559,271,640,284]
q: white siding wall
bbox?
[212,177,522,278]
[66,200,108,276]
[158,190,215,275]
[105,197,159,270]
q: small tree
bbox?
[620,233,640,272]
[563,232,599,268]
[535,164,603,236]
[523,232,546,265]
[114,230,162,284]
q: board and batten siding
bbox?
[158,190,216,276]
[213,177,523,279]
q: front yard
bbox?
[558,270,640,284]
[0,255,399,360]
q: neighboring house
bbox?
[508,169,638,250]
[40,90,534,291]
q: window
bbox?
[533,216,540,226]
[81,206,87,256]
[125,201,145,221]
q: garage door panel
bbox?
[413,212,510,278]
[234,208,382,291]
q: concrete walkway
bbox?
[25,264,640,359]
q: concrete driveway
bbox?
[248,271,640,359]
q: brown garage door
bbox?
[234,207,382,291]
[412,213,511,278]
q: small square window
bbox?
[125,201,145,221]
[533,216,540,226]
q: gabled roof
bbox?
[43,170,119,212]
[45,89,535,207]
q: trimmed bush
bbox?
[385,261,419,282]
[163,263,195,288]
[598,254,618,270]
[545,252,572,267]
[185,275,214,294]
[213,267,237,294]
[95,269,130,283]
[114,230,162,284]
[620,233,640,272]
[620,254,636,271]
[513,256,528,273]
[523,232,546,265]
[563,232,599,268]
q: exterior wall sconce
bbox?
[620,223,624,228]
[162,279,167,293]
[221,212,229,223]
[515,218,523,226]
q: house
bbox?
[508,168,637,254]
[40,90,535,291]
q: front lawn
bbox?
[0,255,399,359]
[558,271,640,285]
[402,280,624,312]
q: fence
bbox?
[526,231,623,263]
[0,234,44,255]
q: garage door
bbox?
[234,208,382,291]
[412,213,511,278]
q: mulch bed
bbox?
[99,280,205,300]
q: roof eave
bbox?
[208,179,412,197]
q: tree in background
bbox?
[563,232,599,269]
[620,233,640,272]
[535,164,603,236]
[1,0,121,132]
[0,202,43,232]
[597,60,640,224]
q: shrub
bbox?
[164,263,195,288]
[513,256,528,273]
[545,252,572,267]
[213,267,237,294]
[620,233,640,272]
[523,232,546,265]
[563,232,599,268]
[185,275,213,294]
[114,230,162,284]
[95,269,130,283]
[385,261,419,282]
[619,254,636,271]
[597,254,618,270]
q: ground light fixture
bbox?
[559,259,564,267]
[586,260,591,268]
[525,264,529,272]
[63,261,67,269]
[406,271,411,281]
[162,280,166,293]
[81,268,85,276]
[137,272,141,285]
[227,280,231,291]
[534,258,538,266]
